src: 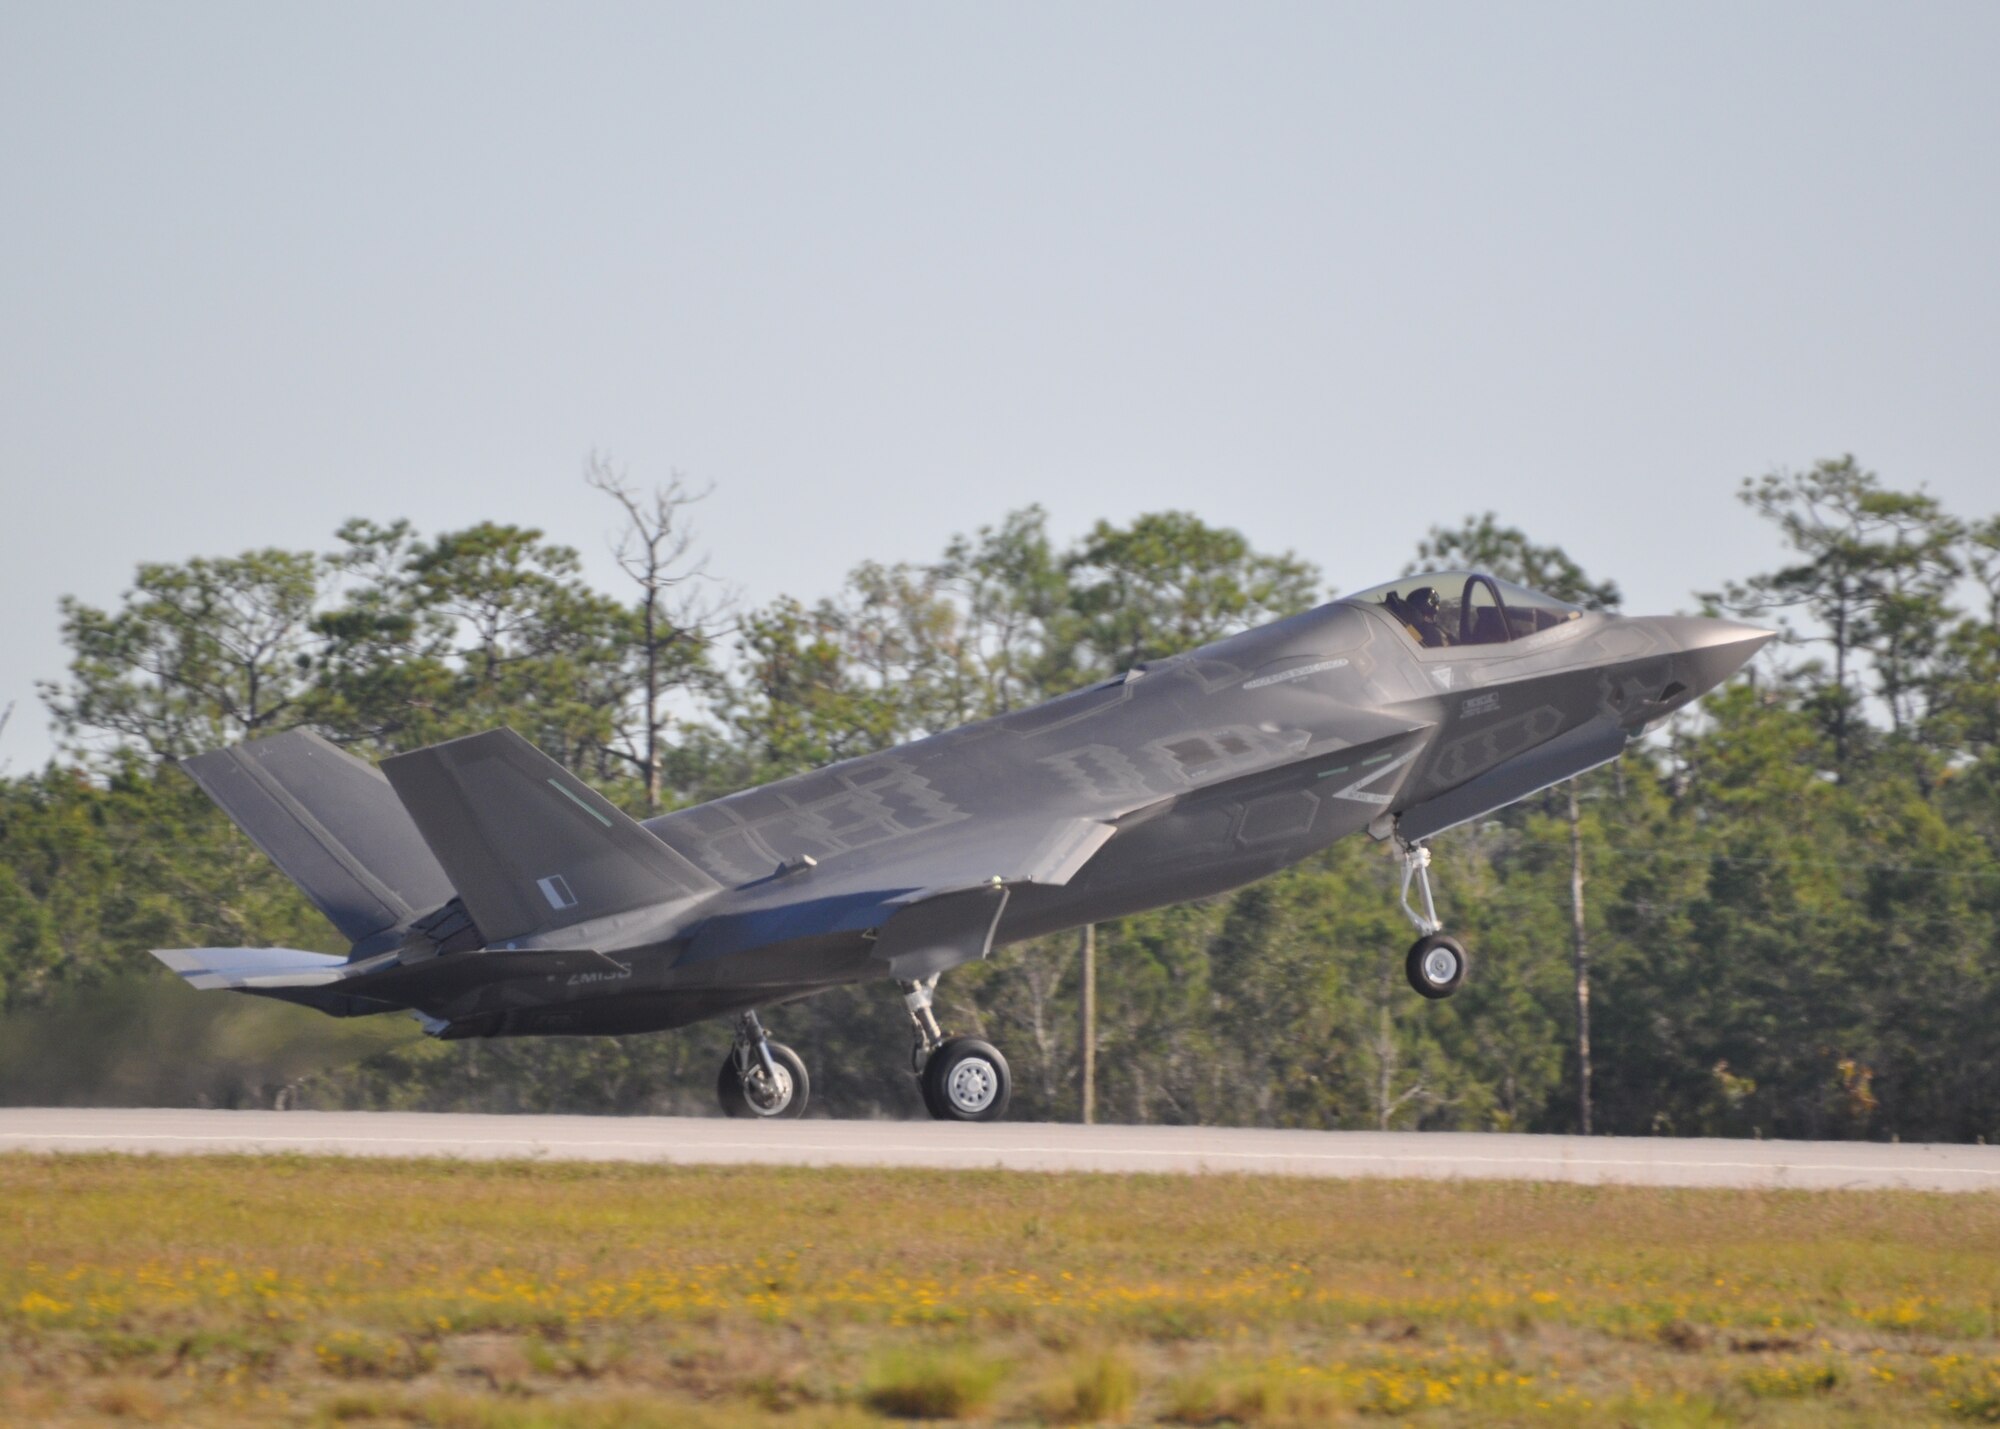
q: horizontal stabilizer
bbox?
[382,729,721,943]
[180,731,457,946]
[155,944,628,995]
[152,946,356,991]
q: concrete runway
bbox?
[3,1107,1998,1192]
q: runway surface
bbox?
[3,1108,1997,1192]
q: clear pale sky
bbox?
[3,3,1996,769]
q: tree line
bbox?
[1,456,1996,1141]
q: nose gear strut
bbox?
[1398,839,1443,938]
[1394,833,1469,1000]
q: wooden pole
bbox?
[1079,923,1096,1125]
[1567,780,1593,1136]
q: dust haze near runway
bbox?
[3,1109,1997,1193]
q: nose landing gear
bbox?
[1406,931,1468,999]
[717,1010,810,1118]
[1397,839,1469,999]
[902,976,1012,1121]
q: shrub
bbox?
[1033,1350,1138,1423]
[314,1330,438,1381]
[862,1346,1006,1419]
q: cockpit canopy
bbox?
[1342,571,1585,650]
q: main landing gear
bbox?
[1397,839,1469,1000]
[717,1010,810,1118]
[711,984,1017,1122]
[902,976,1012,1121]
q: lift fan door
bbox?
[1396,718,1629,844]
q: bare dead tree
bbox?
[586,452,727,812]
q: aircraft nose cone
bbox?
[1649,616,1775,698]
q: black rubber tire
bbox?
[920,1037,1012,1122]
[918,1059,948,1119]
[1406,933,1469,1000]
[717,1042,810,1119]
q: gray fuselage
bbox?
[430,596,1756,1039]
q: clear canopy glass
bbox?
[1341,571,1585,649]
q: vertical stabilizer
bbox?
[181,731,457,946]
[380,728,720,943]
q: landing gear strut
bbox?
[901,976,1012,1121]
[1397,839,1468,1000]
[717,1010,809,1118]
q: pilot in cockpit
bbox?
[1402,586,1450,648]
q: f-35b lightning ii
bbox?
[155,571,1769,1122]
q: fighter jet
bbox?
[154,570,1769,1122]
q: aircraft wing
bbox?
[776,811,1118,898]
[677,811,1118,979]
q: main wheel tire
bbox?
[921,1037,1012,1122]
[717,1042,810,1119]
[918,1059,948,1120]
[1406,933,1469,1000]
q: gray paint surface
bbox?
[3,1109,1996,1194]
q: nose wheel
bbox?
[1396,838,1471,999]
[902,977,1013,1121]
[1406,932,1468,999]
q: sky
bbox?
[3,2,1996,769]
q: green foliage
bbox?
[1707,456,1966,770]
[1067,510,1321,671]
[862,1346,1006,1418]
[723,595,903,779]
[43,549,325,760]
[1032,1349,1139,1422]
[2,463,1997,1143]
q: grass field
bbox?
[3,1154,1999,1425]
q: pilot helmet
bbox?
[1407,586,1441,621]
